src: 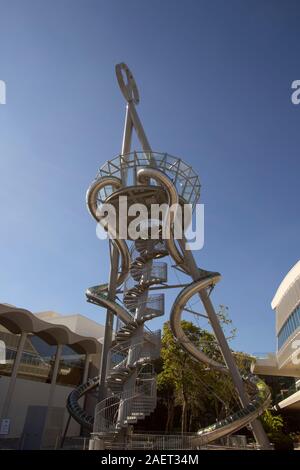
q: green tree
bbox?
[260,409,284,434]
[260,410,294,450]
[157,319,245,433]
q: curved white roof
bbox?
[0,303,100,354]
[271,260,300,310]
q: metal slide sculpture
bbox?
[67,64,271,449]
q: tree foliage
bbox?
[156,315,294,450]
[260,410,294,450]
[157,318,252,433]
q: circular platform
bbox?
[94,152,201,209]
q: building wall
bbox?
[254,261,300,379]
[275,276,300,368]
[0,376,80,438]
[270,262,300,364]
[275,277,300,335]
[277,329,300,370]
[0,308,102,443]
[35,311,105,341]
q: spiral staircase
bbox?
[66,63,272,450]
[67,238,168,441]
[93,239,167,437]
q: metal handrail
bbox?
[95,151,201,209]
[94,378,157,433]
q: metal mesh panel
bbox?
[94,152,201,209]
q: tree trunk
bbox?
[214,399,220,421]
[188,408,193,432]
[165,400,174,432]
[181,395,188,433]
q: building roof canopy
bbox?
[0,304,100,355]
[271,260,300,310]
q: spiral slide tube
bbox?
[139,168,271,448]
[67,178,166,431]
[67,171,271,448]
[170,277,271,447]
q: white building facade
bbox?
[253,261,300,411]
[0,304,103,448]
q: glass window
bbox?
[288,318,292,335]
[56,344,85,387]
[18,335,56,383]
[295,307,300,327]
[277,302,300,351]
[0,328,85,387]
[291,312,297,330]
[0,326,19,377]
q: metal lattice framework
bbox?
[94,151,201,209]
[66,62,272,451]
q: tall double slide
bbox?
[67,64,271,449]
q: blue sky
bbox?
[0,0,299,355]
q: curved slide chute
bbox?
[170,274,271,447]
[67,171,271,448]
[67,176,164,430]
[67,177,132,428]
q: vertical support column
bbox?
[128,102,152,154]
[178,238,270,449]
[120,104,133,185]
[79,353,91,410]
[97,242,119,403]
[82,353,91,385]
[42,344,62,448]
[97,86,134,404]
[47,344,63,410]
[1,331,27,420]
[114,63,156,432]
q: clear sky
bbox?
[0,0,299,355]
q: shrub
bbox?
[260,410,294,450]
[270,432,294,451]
